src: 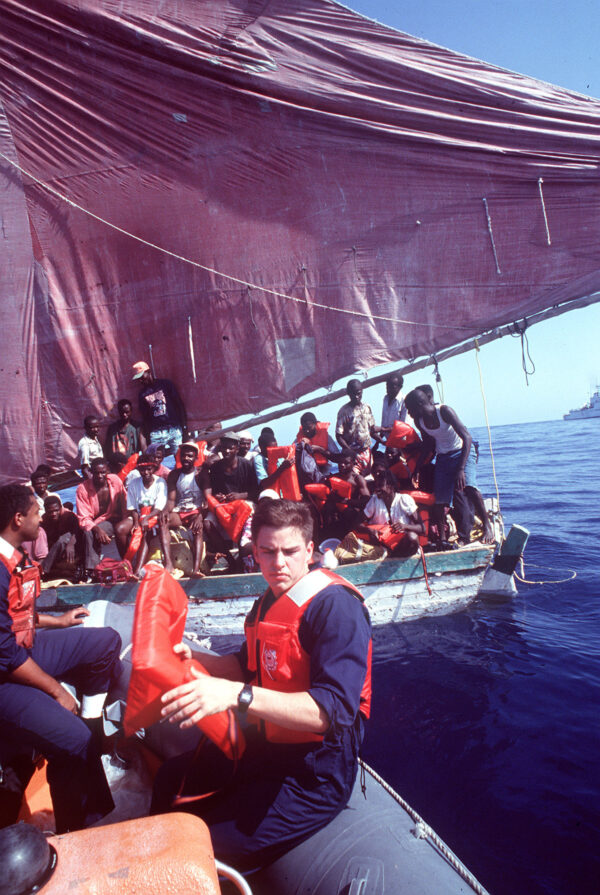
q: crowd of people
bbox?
[0,361,494,871]
[21,362,493,582]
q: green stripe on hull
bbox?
[44,544,493,608]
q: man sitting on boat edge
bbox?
[0,484,122,832]
[150,498,372,872]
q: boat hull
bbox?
[41,544,495,637]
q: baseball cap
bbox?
[132,361,150,380]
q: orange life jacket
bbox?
[244,568,372,744]
[386,421,420,451]
[118,452,139,482]
[206,494,253,542]
[175,441,207,468]
[266,445,302,501]
[124,505,159,563]
[295,422,330,466]
[0,549,40,649]
[124,564,244,760]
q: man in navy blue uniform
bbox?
[0,484,122,832]
[151,498,372,871]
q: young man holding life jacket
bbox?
[295,412,339,476]
[321,448,370,540]
[120,454,170,577]
[0,484,122,832]
[165,442,206,577]
[151,499,372,872]
[355,467,424,556]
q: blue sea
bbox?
[363,418,600,895]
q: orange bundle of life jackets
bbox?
[124,564,245,760]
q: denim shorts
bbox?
[149,426,183,455]
[433,447,477,506]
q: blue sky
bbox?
[340,0,600,427]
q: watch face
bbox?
[238,684,253,712]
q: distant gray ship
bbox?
[563,388,600,420]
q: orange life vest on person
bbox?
[175,441,208,468]
[206,494,253,542]
[295,422,330,466]
[266,445,302,501]
[244,568,372,744]
[124,564,244,760]
[0,549,40,649]
[386,421,420,451]
[118,452,139,482]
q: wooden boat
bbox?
[39,508,529,636]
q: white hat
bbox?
[258,489,281,501]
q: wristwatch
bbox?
[237,683,254,714]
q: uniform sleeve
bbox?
[0,565,29,675]
[299,585,371,731]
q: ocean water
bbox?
[363,418,600,895]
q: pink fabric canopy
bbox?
[1,0,600,480]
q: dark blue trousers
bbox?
[150,730,357,871]
[0,626,122,832]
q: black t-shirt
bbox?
[209,457,258,500]
[138,378,184,431]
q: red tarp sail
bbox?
[1,0,600,480]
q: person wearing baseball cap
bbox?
[131,361,187,457]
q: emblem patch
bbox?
[262,645,278,679]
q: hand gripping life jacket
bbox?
[244,568,372,744]
[0,549,40,649]
[124,505,159,563]
[206,494,253,542]
[266,445,302,501]
[124,564,245,760]
[295,422,330,466]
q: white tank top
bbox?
[419,405,462,454]
[175,470,202,510]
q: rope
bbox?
[359,760,490,895]
[514,561,576,586]
[482,197,502,275]
[419,545,432,595]
[510,320,536,385]
[0,149,471,333]
[537,177,552,246]
[474,340,501,521]
[431,355,445,403]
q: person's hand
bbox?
[161,669,238,729]
[214,493,227,503]
[279,458,293,471]
[224,492,242,502]
[54,684,78,714]
[455,469,466,491]
[93,526,112,545]
[190,514,204,534]
[411,471,420,489]
[59,606,90,627]
[391,522,406,534]
[173,642,192,661]
[65,541,76,564]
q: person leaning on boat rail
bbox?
[132,360,187,455]
[151,498,372,873]
[405,387,493,546]
[0,483,122,832]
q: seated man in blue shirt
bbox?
[0,483,122,831]
[151,499,372,872]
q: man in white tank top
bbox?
[405,387,493,546]
[165,443,206,577]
